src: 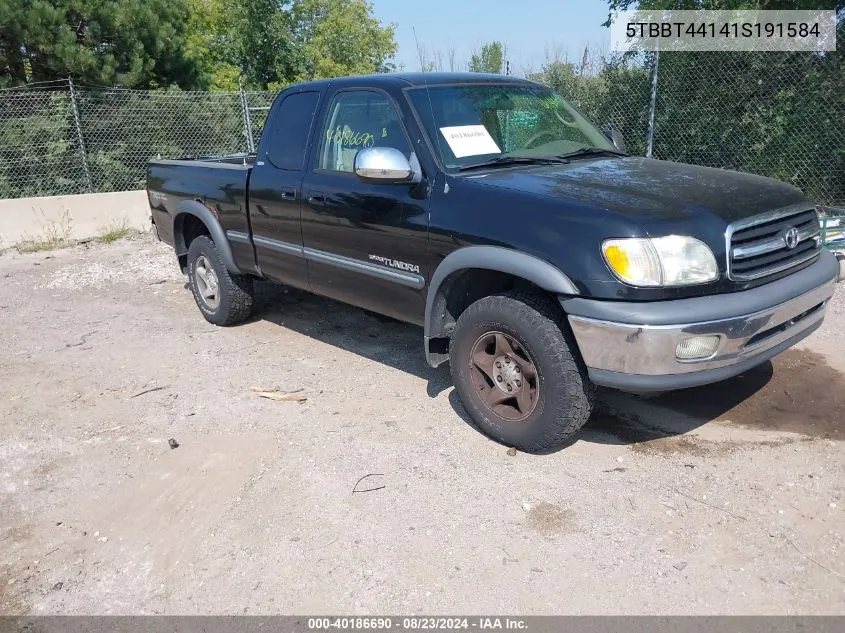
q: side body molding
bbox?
[172,200,240,274]
[424,246,580,367]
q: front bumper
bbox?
[561,250,839,392]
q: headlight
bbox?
[602,236,718,287]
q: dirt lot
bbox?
[1,234,844,615]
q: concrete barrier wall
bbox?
[0,190,150,248]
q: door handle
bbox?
[308,193,325,205]
[280,189,296,200]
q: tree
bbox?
[529,52,652,157]
[232,0,298,89]
[0,0,204,88]
[185,0,241,91]
[289,0,397,82]
[186,0,299,91]
[600,0,845,207]
[185,0,397,89]
[468,41,505,74]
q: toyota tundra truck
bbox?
[146,72,841,453]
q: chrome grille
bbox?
[727,205,821,281]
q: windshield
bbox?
[407,83,617,170]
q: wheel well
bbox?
[427,268,558,356]
[174,213,211,272]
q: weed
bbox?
[96,219,132,244]
[15,209,73,254]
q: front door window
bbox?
[316,91,411,173]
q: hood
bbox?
[469,156,809,229]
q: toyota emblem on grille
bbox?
[783,227,800,249]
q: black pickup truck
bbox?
[147,72,840,453]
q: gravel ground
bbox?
[1,235,843,615]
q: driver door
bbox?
[300,88,430,325]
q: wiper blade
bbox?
[554,147,628,160]
[458,155,571,171]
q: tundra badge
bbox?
[369,254,420,274]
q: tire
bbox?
[450,292,594,453]
[186,235,254,326]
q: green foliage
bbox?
[77,88,248,192]
[0,91,87,197]
[185,0,242,91]
[530,31,844,207]
[290,0,397,81]
[231,0,298,89]
[468,41,505,74]
[649,48,844,206]
[96,219,132,243]
[0,85,275,198]
[15,209,72,253]
[598,0,844,206]
[15,234,70,253]
[2,0,398,91]
[0,0,204,89]
[1,0,840,210]
[184,0,397,89]
[0,0,402,197]
[184,0,294,90]
[529,58,651,157]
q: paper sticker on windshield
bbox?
[439,125,501,158]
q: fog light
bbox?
[675,335,720,360]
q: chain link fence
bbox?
[0,79,275,199]
[1,54,843,211]
[550,50,843,212]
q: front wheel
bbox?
[187,235,254,326]
[450,292,594,453]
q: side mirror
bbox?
[604,127,627,153]
[353,147,414,184]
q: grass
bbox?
[12,214,135,254]
[15,236,71,254]
[15,209,73,254]
[96,219,132,244]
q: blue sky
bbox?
[371,0,613,75]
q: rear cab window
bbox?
[262,91,321,171]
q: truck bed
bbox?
[147,154,255,250]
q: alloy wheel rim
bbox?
[468,330,539,421]
[194,255,220,310]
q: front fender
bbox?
[172,200,240,274]
[424,246,580,367]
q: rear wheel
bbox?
[450,292,594,453]
[187,235,254,326]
